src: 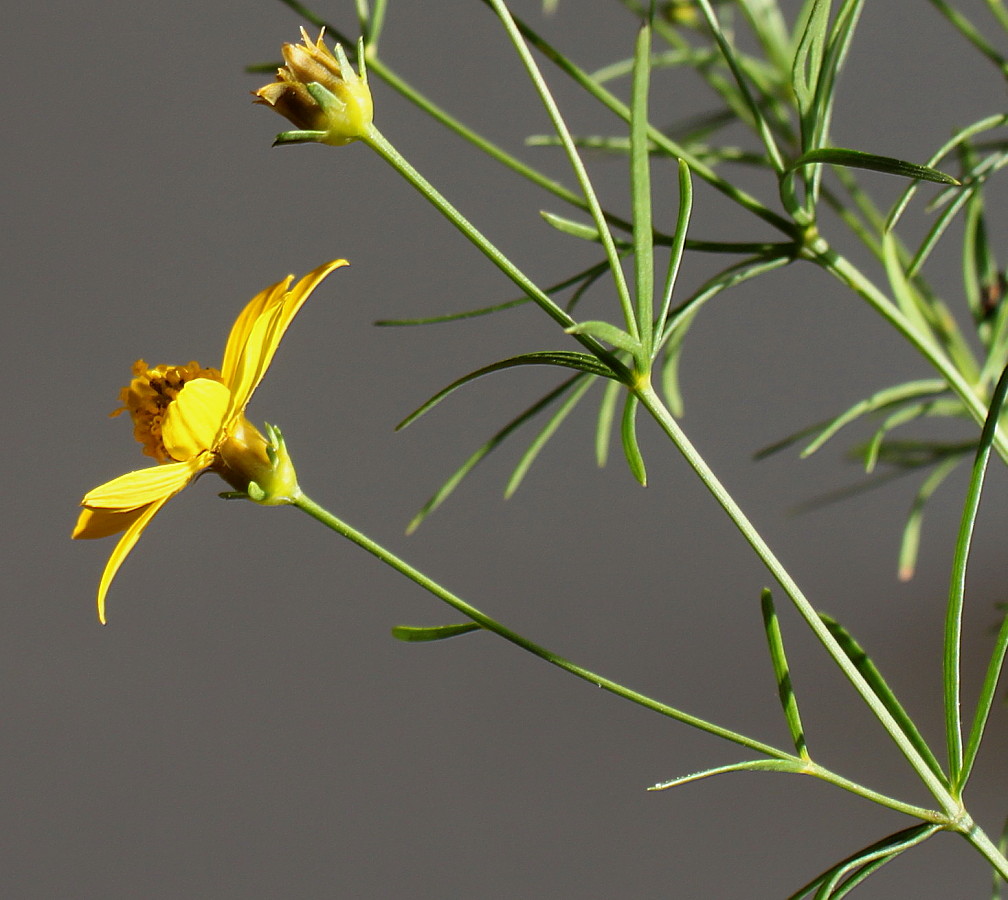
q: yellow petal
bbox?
[220,276,292,388]
[73,505,148,540]
[96,494,172,624]
[161,378,232,459]
[81,457,205,510]
[224,259,348,414]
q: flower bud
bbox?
[255,29,373,146]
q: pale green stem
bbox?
[634,380,1008,880]
[291,492,946,824]
[631,381,959,814]
[486,0,637,342]
[291,492,787,759]
[361,125,629,381]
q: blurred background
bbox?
[6,0,1008,895]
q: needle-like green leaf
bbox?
[621,392,647,485]
[396,352,617,431]
[391,623,483,642]
[820,614,946,785]
[786,823,943,899]
[761,590,808,758]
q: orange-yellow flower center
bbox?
[114,360,223,462]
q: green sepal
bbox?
[791,148,960,185]
[305,81,342,111]
[391,622,482,642]
[273,129,330,146]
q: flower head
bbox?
[254,28,373,146]
[73,259,348,623]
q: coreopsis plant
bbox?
[74,0,1008,895]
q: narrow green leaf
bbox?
[653,159,694,354]
[595,378,622,467]
[887,113,1007,233]
[881,231,934,341]
[694,0,786,173]
[897,456,962,582]
[540,210,603,242]
[396,352,617,431]
[787,823,942,900]
[761,590,809,759]
[946,360,1008,786]
[374,260,612,326]
[961,612,1008,791]
[621,392,647,486]
[820,614,947,785]
[375,297,530,325]
[630,21,655,357]
[406,375,584,533]
[791,0,830,124]
[800,379,947,458]
[391,623,482,642]
[649,758,805,792]
[566,320,645,359]
[792,148,960,185]
[505,375,595,497]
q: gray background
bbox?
[7,0,1008,896]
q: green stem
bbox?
[291,492,789,760]
[361,125,629,381]
[632,381,960,812]
[291,490,950,826]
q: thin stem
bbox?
[361,125,629,382]
[632,381,961,815]
[291,492,790,760]
[486,0,638,343]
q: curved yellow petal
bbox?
[81,457,206,510]
[225,259,348,414]
[73,505,148,540]
[162,378,232,459]
[220,276,292,387]
[96,494,172,625]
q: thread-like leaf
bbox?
[761,590,808,759]
[506,375,595,497]
[621,392,647,485]
[793,148,960,185]
[630,21,655,357]
[391,623,482,642]
[397,352,617,431]
[649,758,804,792]
[897,456,962,581]
[787,823,942,899]
[566,320,644,359]
[406,375,583,533]
[820,614,946,784]
[800,379,947,458]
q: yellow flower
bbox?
[73,259,349,623]
[254,28,373,146]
